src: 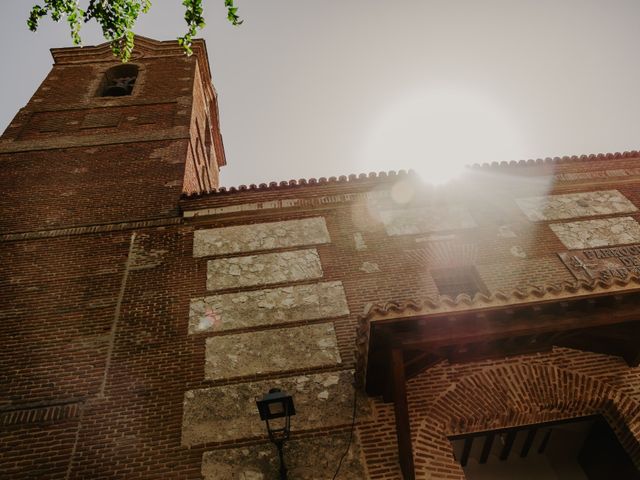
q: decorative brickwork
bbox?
[477,256,574,292]
[404,243,478,267]
[409,358,640,479]
[354,350,640,479]
[0,401,82,426]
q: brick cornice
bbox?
[0,217,181,242]
[361,275,640,322]
[0,126,189,154]
[470,149,640,170]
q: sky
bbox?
[1,0,640,187]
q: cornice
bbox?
[182,150,640,201]
[469,150,640,170]
[361,275,640,322]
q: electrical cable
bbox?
[332,383,358,479]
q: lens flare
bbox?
[358,87,528,185]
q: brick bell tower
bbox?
[0,36,225,234]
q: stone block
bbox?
[550,217,640,249]
[359,262,380,273]
[201,432,366,479]
[193,217,330,257]
[206,249,323,291]
[353,232,367,250]
[380,205,476,236]
[205,323,341,380]
[516,190,637,221]
[182,371,367,446]
[189,281,349,334]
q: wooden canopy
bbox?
[356,277,640,480]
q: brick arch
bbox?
[412,362,640,479]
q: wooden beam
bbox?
[404,351,441,380]
[499,430,517,461]
[460,437,473,467]
[556,327,640,368]
[391,348,415,480]
[538,429,552,454]
[520,428,538,458]
[398,313,638,352]
[601,326,640,367]
[479,433,495,464]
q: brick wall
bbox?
[2,159,640,477]
[1,39,639,479]
[178,166,640,478]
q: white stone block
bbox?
[206,249,323,291]
[550,216,640,249]
[516,190,637,221]
[380,205,476,236]
[181,371,366,445]
[204,323,341,380]
[201,433,366,479]
[189,281,349,334]
[193,217,330,256]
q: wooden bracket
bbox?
[391,348,416,480]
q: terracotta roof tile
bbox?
[469,149,640,170]
[362,275,640,322]
[183,150,640,199]
[181,170,409,198]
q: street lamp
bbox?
[256,388,296,480]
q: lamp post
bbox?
[256,388,296,480]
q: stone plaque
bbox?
[558,244,640,281]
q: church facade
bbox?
[1,38,639,479]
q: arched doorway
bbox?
[412,363,640,479]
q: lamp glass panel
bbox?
[268,401,285,416]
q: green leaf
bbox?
[26,0,243,62]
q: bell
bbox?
[103,85,129,97]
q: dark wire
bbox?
[332,384,358,479]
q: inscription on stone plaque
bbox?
[558,244,640,281]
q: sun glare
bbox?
[358,88,528,185]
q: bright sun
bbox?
[358,88,528,185]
